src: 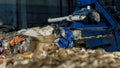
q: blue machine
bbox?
[71,0,120,51]
[48,0,120,52]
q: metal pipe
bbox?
[48,15,86,23]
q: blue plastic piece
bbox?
[57,28,74,48]
[57,36,69,48]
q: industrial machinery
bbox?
[48,0,120,52]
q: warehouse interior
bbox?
[0,0,76,29]
[0,0,120,68]
[0,0,120,28]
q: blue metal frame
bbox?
[77,0,95,6]
[74,0,120,51]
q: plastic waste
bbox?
[55,28,74,48]
[39,26,54,36]
[9,35,24,47]
[22,29,39,37]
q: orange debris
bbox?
[9,35,24,46]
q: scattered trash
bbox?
[0,25,119,68]
[9,35,24,47]
[17,26,54,37]
[23,52,33,59]
[0,60,3,65]
[39,25,54,36]
[55,28,74,48]
[0,60,6,68]
[18,29,39,37]
[8,35,30,54]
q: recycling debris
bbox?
[0,25,119,68]
[17,25,54,37]
[39,26,54,36]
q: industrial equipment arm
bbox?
[48,7,100,23]
[48,15,86,23]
